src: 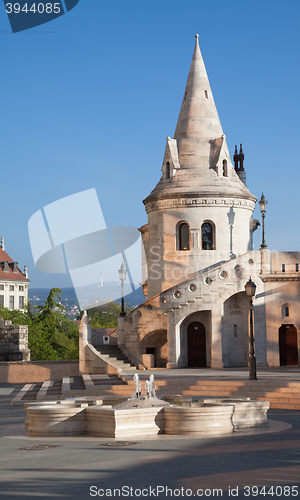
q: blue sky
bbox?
[1,0,300,289]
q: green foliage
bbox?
[79,301,133,328]
[0,289,79,361]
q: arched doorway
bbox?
[187,322,206,367]
[279,325,299,366]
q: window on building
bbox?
[9,296,14,310]
[9,285,14,291]
[234,325,238,337]
[202,222,214,250]
[282,264,285,272]
[296,264,299,272]
[0,285,4,291]
[19,296,24,309]
[178,222,190,251]
[166,161,170,179]
[0,296,4,307]
[19,285,24,291]
[285,306,289,317]
[223,159,228,177]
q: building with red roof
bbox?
[0,237,30,311]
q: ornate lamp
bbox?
[118,262,127,317]
[259,193,268,248]
[245,278,257,380]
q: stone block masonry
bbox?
[0,317,30,361]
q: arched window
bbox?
[202,222,214,250]
[166,162,170,179]
[223,160,228,177]
[281,303,291,319]
[178,222,190,251]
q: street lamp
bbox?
[118,262,127,317]
[245,277,257,380]
[259,193,268,248]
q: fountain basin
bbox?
[162,396,269,429]
[164,403,234,435]
[26,405,86,436]
[86,406,165,438]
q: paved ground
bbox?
[0,374,300,499]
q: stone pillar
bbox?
[210,313,223,368]
[79,311,90,374]
[118,315,125,346]
[260,248,271,275]
[167,317,178,369]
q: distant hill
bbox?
[28,285,145,313]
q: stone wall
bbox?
[0,317,30,361]
[0,360,80,383]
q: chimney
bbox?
[0,237,4,251]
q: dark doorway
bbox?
[279,325,299,366]
[187,322,206,367]
[146,347,157,367]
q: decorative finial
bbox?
[195,34,199,39]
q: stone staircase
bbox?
[95,345,137,371]
[10,370,300,410]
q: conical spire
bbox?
[174,35,224,168]
[143,35,256,205]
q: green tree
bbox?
[78,301,133,328]
[0,288,79,361]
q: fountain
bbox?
[25,373,269,438]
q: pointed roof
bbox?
[174,34,224,163]
[144,36,256,205]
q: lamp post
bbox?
[259,193,268,248]
[245,277,257,380]
[118,262,127,317]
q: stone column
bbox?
[79,311,90,374]
[210,312,223,368]
[166,316,179,369]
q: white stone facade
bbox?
[0,238,29,311]
[122,36,300,370]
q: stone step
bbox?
[95,345,137,370]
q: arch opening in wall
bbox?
[166,161,170,179]
[139,329,168,368]
[223,159,228,177]
[177,221,190,251]
[202,221,215,250]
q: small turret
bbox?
[233,143,247,186]
[233,145,239,172]
[0,237,4,251]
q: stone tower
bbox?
[141,35,257,299]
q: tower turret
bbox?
[142,36,257,299]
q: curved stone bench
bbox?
[26,405,86,436]
[164,404,234,435]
